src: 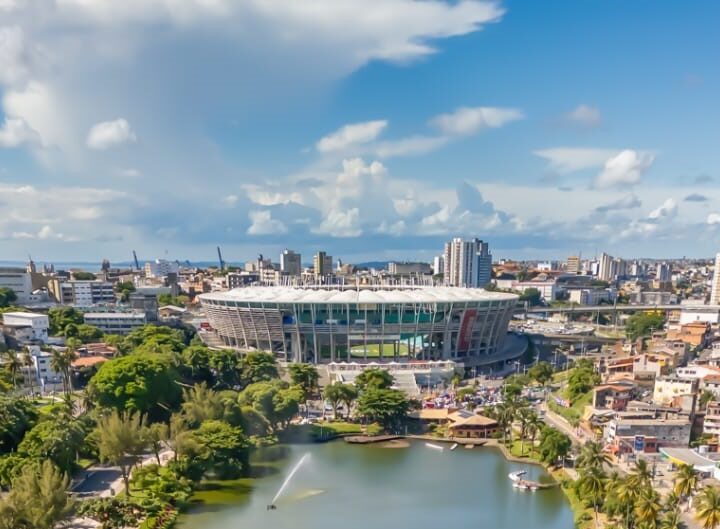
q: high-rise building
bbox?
[442,238,492,288]
[566,256,580,275]
[657,262,672,282]
[711,253,720,305]
[313,251,333,278]
[280,249,302,276]
[597,253,616,282]
[144,259,179,278]
[433,255,445,276]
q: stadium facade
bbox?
[199,286,518,364]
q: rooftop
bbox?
[199,285,518,305]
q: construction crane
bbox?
[132,250,140,270]
[217,246,225,271]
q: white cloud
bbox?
[222,194,239,207]
[534,147,620,174]
[565,104,601,127]
[375,135,448,158]
[314,207,361,237]
[429,106,523,136]
[316,120,387,153]
[707,213,720,225]
[595,149,655,188]
[0,117,40,147]
[594,194,641,213]
[86,118,137,150]
[117,168,142,178]
[247,210,287,235]
[0,26,28,86]
[648,198,678,220]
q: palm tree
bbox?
[577,441,611,472]
[95,411,146,495]
[697,486,720,529]
[615,477,640,528]
[516,407,534,455]
[3,350,22,390]
[635,488,662,529]
[674,463,699,511]
[659,509,682,529]
[628,458,653,490]
[181,383,225,426]
[526,413,543,455]
[50,349,70,394]
[578,465,607,527]
[664,490,681,513]
[21,348,35,398]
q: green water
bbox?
[177,441,574,529]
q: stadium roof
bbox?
[199,286,517,304]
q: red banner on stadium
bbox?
[457,309,477,351]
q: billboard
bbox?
[457,309,477,351]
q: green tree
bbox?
[576,441,610,472]
[577,465,606,526]
[180,345,214,384]
[537,426,571,465]
[2,350,22,390]
[628,458,653,491]
[567,363,600,400]
[625,311,665,341]
[76,324,104,344]
[356,387,409,431]
[698,486,720,529]
[241,351,278,384]
[239,380,301,431]
[95,411,146,495]
[190,420,250,479]
[143,422,169,466]
[120,325,186,355]
[72,271,96,280]
[1,460,73,529]
[88,352,181,420]
[634,488,662,529]
[355,368,394,391]
[17,418,86,473]
[208,349,241,388]
[181,383,226,426]
[700,391,715,410]
[115,281,136,302]
[288,363,319,399]
[0,396,38,454]
[48,307,84,335]
[519,287,542,306]
[0,288,17,308]
[528,361,554,387]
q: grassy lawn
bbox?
[551,369,572,383]
[548,389,592,426]
[349,343,409,357]
[508,439,541,461]
[311,421,382,437]
[551,468,594,529]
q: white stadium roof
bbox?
[199,286,517,305]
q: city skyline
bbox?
[1,1,719,261]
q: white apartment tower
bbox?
[280,249,302,276]
[566,256,580,275]
[711,253,720,304]
[442,238,492,288]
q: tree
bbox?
[567,363,600,400]
[190,420,250,479]
[576,441,610,472]
[95,411,146,495]
[208,349,241,388]
[143,422,169,466]
[634,488,662,529]
[0,396,38,454]
[2,350,22,390]
[625,311,665,341]
[181,383,226,426]
[516,407,535,455]
[241,351,278,384]
[18,418,86,473]
[73,271,96,280]
[88,352,181,420]
[115,281,136,302]
[356,387,409,431]
[528,361,554,387]
[120,325,186,355]
[288,363,319,400]
[239,380,302,430]
[21,349,35,397]
[323,382,344,420]
[628,458,653,491]
[1,460,73,529]
[577,465,606,526]
[674,463,699,509]
[700,391,715,410]
[179,345,214,384]
[76,324,104,344]
[48,307,84,336]
[50,342,78,395]
[698,487,720,529]
[519,288,542,306]
[538,426,571,465]
[355,368,394,391]
[0,288,17,308]
[526,412,543,453]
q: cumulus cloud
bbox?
[594,194,642,213]
[684,193,708,202]
[247,210,287,235]
[375,136,448,158]
[707,213,720,225]
[429,106,523,136]
[594,149,655,188]
[0,26,28,86]
[314,208,361,237]
[534,148,619,174]
[316,120,387,153]
[222,194,239,207]
[648,198,678,220]
[86,118,137,150]
[565,104,601,127]
[0,117,40,147]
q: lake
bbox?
[177,440,574,529]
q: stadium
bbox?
[199,285,520,367]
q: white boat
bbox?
[508,470,527,482]
[425,442,445,451]
[449,443,459,451]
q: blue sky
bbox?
[0,0,719,264]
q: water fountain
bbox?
[268,453,310,509]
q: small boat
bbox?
[266,504,277,511]
[425,442,444,451]
[449,443,459,451]
[508,470,527,482]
